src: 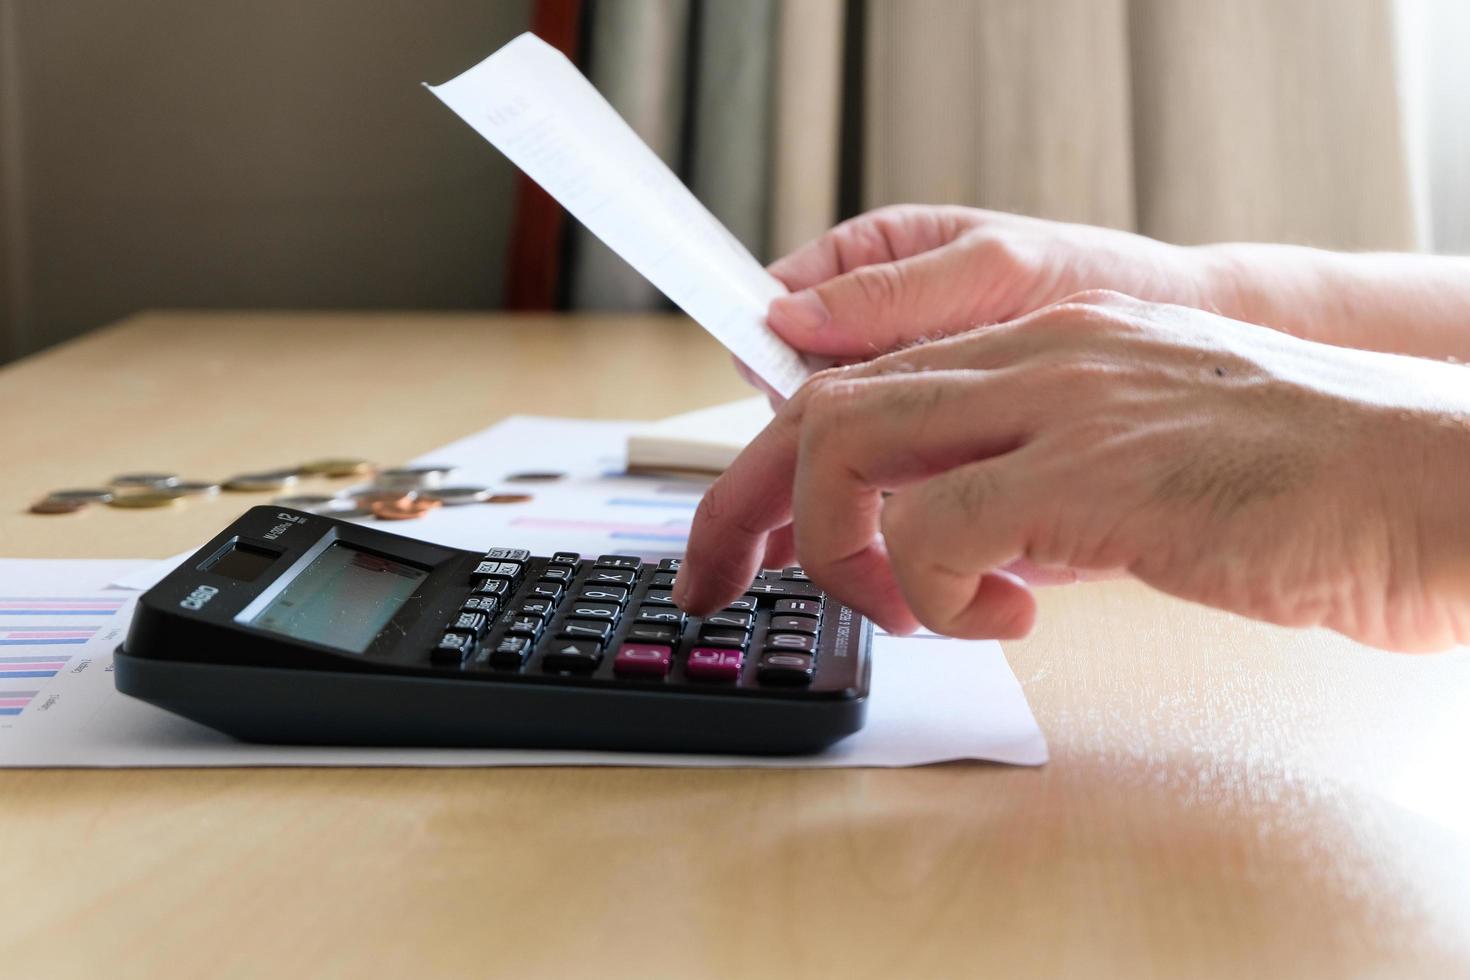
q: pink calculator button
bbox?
[686,647,744,681]
[613,643,673,677]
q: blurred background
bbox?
[0,0,1466,365]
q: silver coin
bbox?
[223,471,300,492]
[167,480,221,497]
[45,488,115,504]
[374,465,455,489]
[419,485,492,506]
[272,494,354,515]
[112,473,180,490]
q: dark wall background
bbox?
[0,0,533,362]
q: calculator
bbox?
[114,506,871,754]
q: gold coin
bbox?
[30,498,87,515]
[299,458,374,478]
[484,493,533,505]
[107,492,183,509]
[370,497,444,521]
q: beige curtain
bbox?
[862,0,1418,251]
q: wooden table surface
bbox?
[1,312,1467,979]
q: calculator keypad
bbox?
[430,553,852,691]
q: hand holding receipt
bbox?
[425,33,820,398]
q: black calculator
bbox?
[115,506,871,754]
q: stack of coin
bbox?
[25,457,530,520]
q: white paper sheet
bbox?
[424,33,819,398]
[0,562,1046,769]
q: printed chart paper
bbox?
[425,33,820,398]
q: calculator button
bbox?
[473,560,523,581]
[769,615,818,635]
[588,569,636,587]
[506,615,543,638]
[488,635,532,668]
[474,579,511,598]
[577,585,629,605]
[431,631,476,665]
[542,639,602,672]
[517,598,555,620]
[764,633,817,654]
[451,611,489,637]
[697,626,748,649]
[722,596,758,613]
[527,582,564,601]
[566,601,620,622]
[539,566,575,585]
[613,643,673,677]
[650,572,676,589]
[773,598,822,617]
[745,581,820,601]
[548,551,581,567]
[559,620,612,642]
[687,647,744,681]
[462,596,500,616]
[641,590,678,607]
[656,558,682,573]
[635,606,684,626]
[484,548,531,563]
[780,566,811,582]
[703,611,753,631]
[625,623,680,645]
[594,554,641,570]
[758,652,815,685]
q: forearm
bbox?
[1198,244,1470,361]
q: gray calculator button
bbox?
[764,633,817,654]
[483,548,531,563]
[567,601,619,621]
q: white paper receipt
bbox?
[425,33,818,399]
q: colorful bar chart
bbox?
[0,690,39,717]
[0,596,126,717]
[0,597,129,616]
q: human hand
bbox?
[681,291,1470,652]
[761,205,1217,364]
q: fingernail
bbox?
[769,289,830,335]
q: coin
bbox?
[419,485,492,506]
[44,488,114,504]
[107,492,183,509]
[370,497,444,521]
[167,481,222,497]
[338,486,418,508]
[484,493,533,505]
[299,458,375,478]
[375,465,454,489]
[503,471,566,483]
[112,473,180,490]
[30,498,87,515]
[271,494,369,516]
[223,471,300,492]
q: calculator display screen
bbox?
[246,544,427,654]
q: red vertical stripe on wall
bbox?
[504,0,583,310]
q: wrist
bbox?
[1387,373,1470,647]
[1189,243,1341,344]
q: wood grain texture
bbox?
[1,312,1467,979]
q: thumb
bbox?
[767,244,984,357]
